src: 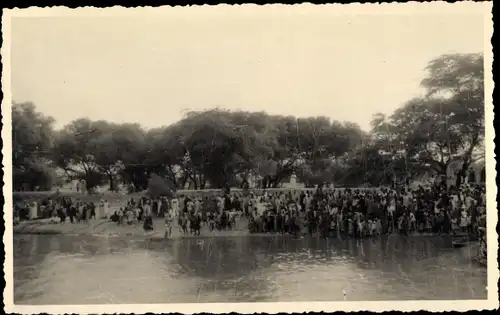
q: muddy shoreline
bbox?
[13,218,476,242]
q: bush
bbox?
[146,174,175,199]
[13,161,58,191]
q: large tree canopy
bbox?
[368,53,484,187]
[13,52,485,192]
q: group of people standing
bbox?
[112,180,486,242]
[110,197,158,232]
[13,181,486,245]
[14,197,111,224]
[242,181,486,240]
[101,194,242,238]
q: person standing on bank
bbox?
[164,210,174,239]
[143,201,154,232]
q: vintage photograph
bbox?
[2,2,496,313]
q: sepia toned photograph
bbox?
[2,2,497,314]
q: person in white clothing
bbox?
[358,217,365,237]
[460,208,468,233]
[171,198,179,216]
[217,197,224,213]
[409,211,416,232]
[434,201,441,215]
[195,198,202,213]
[450,193,459,212]
[388,197,396,214]
[103,200,109,219]
[98,200,104,219]
[29,201,38,220]
[144,202,152,217]
[134,205,141,223]
[304,195,311,211]
[375,218,382,235]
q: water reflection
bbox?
[13,235,487,304]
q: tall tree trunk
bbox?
[455,162,469,188]
[166,165,177,188]
[240,178,249,189]
[271,178,279,188]
[85,178,93,194]
[196,173,205,190]
[455,135,479,188]
[180,174,189,189]
[262,177,268,188]
[108,173,115,192]
[188,171,198,189]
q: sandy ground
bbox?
[13,216,254,240]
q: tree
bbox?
[115,126,169,192]
[52,119,109,192]
[179,110,250,189]
[93,123,145,191]
[421,53,484,187]
[13,159,59,191]
[12,102,57,191]
[17,53,483,192]
[141,125,191,190]
[361,53,485,188]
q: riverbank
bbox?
[13,217,253,239]
[13,217,474,241]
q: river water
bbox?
[13,234,487,304]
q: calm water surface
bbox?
[13,235,487,304]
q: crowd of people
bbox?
[110,195,243,238]
[14,197,109,224]
[244,182,486,240]
[13,180,486,243]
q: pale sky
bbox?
[10,6,487,131]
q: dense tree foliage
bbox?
[365,53,485,187]
[12,53,485,192]
[12,102,57,190]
